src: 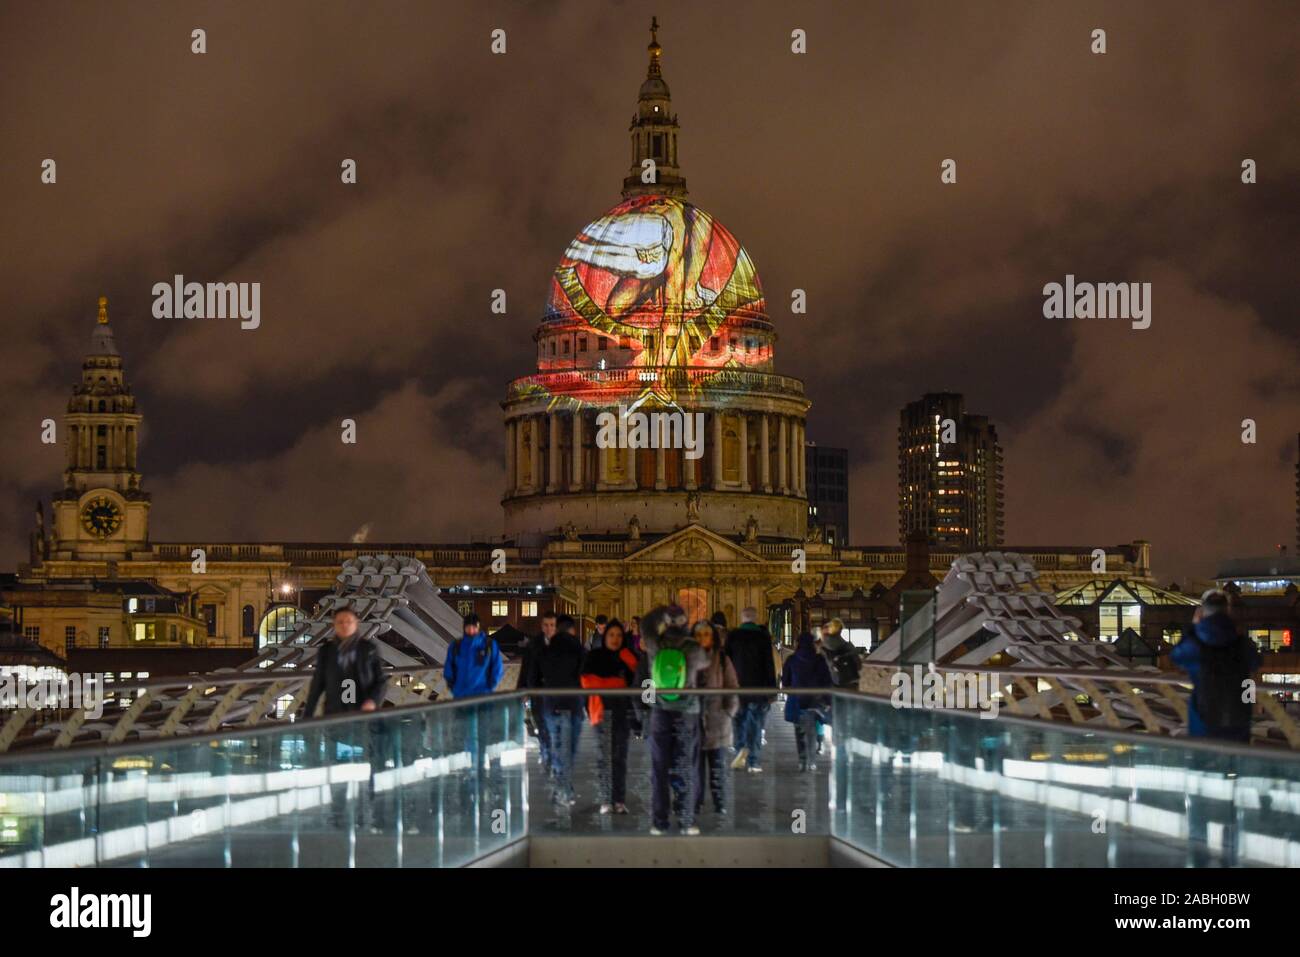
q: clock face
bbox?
[80,496,123,538]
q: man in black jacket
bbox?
[303,605,390,830]
[304,606,389,715]
[518,611,558,775]
[725,606,778,772]
[524,613,586,806]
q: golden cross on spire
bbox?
[97,296,108,324]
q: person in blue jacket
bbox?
[443,613,504,698]
[1169,589,1261,742]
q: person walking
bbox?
[589,614,608,651]
[1170,590,1261,742]
[442,612,504,698]
[725,606,778,772]
[1171,589,1261,865]
[642,605,710,835]
[692,620,739,818]
[782,632,832,772]
[579,618,638,814]
[304,605,389,716]
[525,613,586,807]
[304,605,390,829]
[519,611,558,776]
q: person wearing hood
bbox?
[782,632,832,772]
[580,618,639,814]
[1170,589,1261,741]
[1171,589,1261,866]
[692,620,740,818]
[725,606,779,772]
[642,604,711,835]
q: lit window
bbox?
[258,605,306,650]
[521,600,539,618]
[491,600,509,617]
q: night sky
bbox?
[1,1,1297,583]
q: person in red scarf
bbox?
[580,618,639,814]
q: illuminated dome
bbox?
[536,196,773,404]
[502,20,812,545]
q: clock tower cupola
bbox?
[48,296,151,559]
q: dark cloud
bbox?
[1,0,1296,582]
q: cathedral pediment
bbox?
[627,524,763,564]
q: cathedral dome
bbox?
[542,195,769,367]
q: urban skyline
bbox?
[1,2,1297,583]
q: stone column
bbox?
[515,418,527,492]
[505,420,516,496]
[789,419,800,496]
[571,412,583,489]
[738,413,750,491]
[759,414,771,492]
[529,417,542,493]
[778,417,789,494]
[623,443,636,490]
[654,419,667,490]
[598,436,609,488]
[790,418,800,494]
[126,427,137,471]
[547,412,560,492]
[711,411,724,489]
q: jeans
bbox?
[650,709,700,829]
[695,746,730,814]
[734,701,769,767]
[596,709,632,805]
[542,704,584,802]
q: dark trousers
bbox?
[650,709,699,829]
[531,703,554,772]
[695,746,730,814]
[327,722,390,828]
[793,712,820,764]
[596,709,632,805]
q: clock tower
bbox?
[47,296,151,560]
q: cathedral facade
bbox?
[6,24,1154,670]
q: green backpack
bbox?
[651,646,688,702]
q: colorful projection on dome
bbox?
[533,195,769,406]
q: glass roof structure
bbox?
[1055,578,1200,607]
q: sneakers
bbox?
[613,803,628,814]
[747,765,764,774]
[730,747,749,770]
[650,826,667,836]
[599,804,613,815]
[681,826,701,836]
